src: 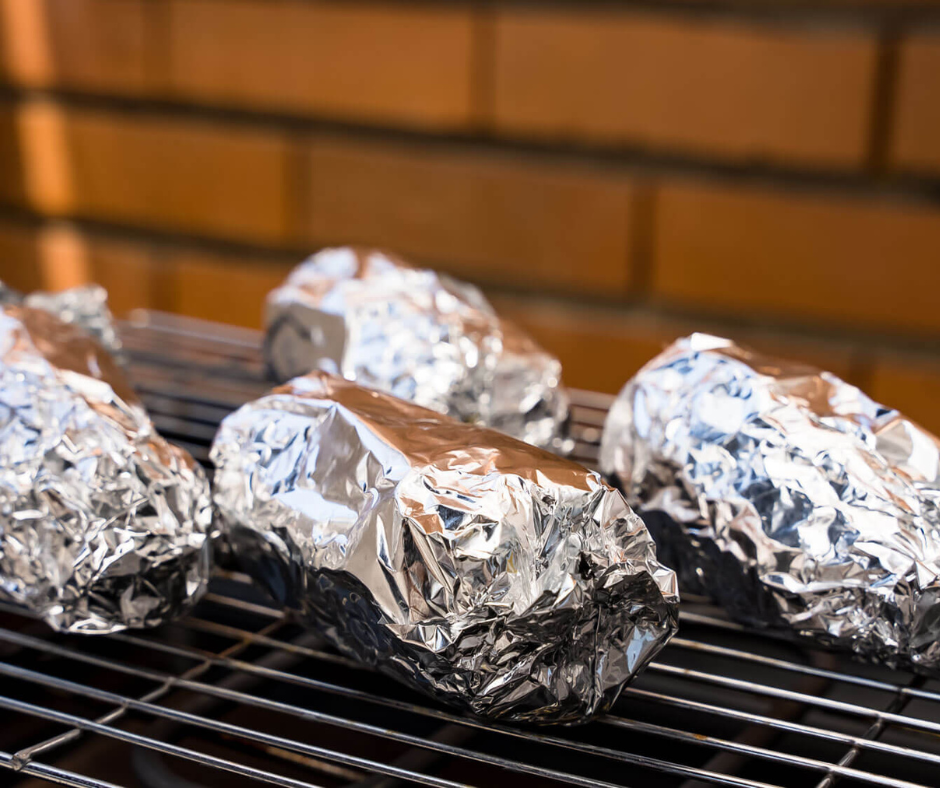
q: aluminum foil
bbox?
[0,306,213,633]
[0,280,122,356]
[212,372,678,723]
[264,248,570,453]
[601,333,940,673]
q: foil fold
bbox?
[601,333,940,673]
[0,306,213,633]
[212,372,678,722]
[264,248,570,452]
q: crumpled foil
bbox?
[0,306,213,633]
[0,280,122,356]
[212,372,678,723]
[264,248,570,453]
[601,333,940,673]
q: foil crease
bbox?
[601,333,940,673]
[212,372,678,723]
[0,306,213,633]
[0,280,122,356]
[264,248,570,452]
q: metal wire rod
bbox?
[180,615,940,770]
[107,632,928,788]
[813,675,923,788]
[0,633,784,788]
[0,692,482,788]
[669,637,940,703]
[185,610,940,710]
[0,696,335,788]
[6,623,933,788]
[10,618,286,766]
[144,598,940,738]
[615,687,940,769]
[0,751,125,788]
[0,663,649,788]
[648,663,940,736]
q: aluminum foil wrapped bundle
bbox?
[264,248,569,452]
[24,283,122,357]
[0,306,213,633]
[0,280,121,356]
[601,333,940,673]
[0,281,19,307]
[212,372,678,723]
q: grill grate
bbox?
[1,312,939,788]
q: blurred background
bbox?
[0,0,938,430]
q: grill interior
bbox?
[1,312,939,788]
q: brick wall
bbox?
[1,0,940,433]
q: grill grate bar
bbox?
[182,615,940,770]
[3,614,931,788]
[188,599,940,710]
[105,638,901,787]
[0,751,125,788]
[115,627,933,780]
[648,663,940,736]
[11,613,286,767]
[616,688,940,769]
[813,677,922,788]
[117,588,940,741]
[0,664,480,788]
[198,586,934,714]
[668,638,940,704]
[0,695,330,788]
[0,629,790,788]
[2,313,938,788]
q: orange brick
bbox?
[487,298,677,393]
[0,0,151,94]
[167,0,474,129]
[891,34,940,173]
[15,101,291,244]
[306,137,634,296]
[0,221,156,314]
[487,296,861,394]
[165,249,293,329]
[0,103,28,207]
[652,180,940,335]
[0,220,41,291]
[493,9,877,168]
[868,356,940,436]
[38,225,156,315]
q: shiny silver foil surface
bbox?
[0,306,213,633]
[264,248,570,452]
[601,333,940,673]
[24,283,122,357]
[0,280,122,356]
[212,372,678,723]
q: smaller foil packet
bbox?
[212,372,678,723]
[0,280,122,356]
[0,306,213,633]
[601,334,940,673]
[264,248,570,452]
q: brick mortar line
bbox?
[626,181,656,296]
[470,3,497,130]
[4,87,940,206]
[867,26,902,172]
[144,0,940,27]
[485,0,940,29]
[2,205,940,367]
[500,287,940,361]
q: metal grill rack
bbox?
[1,312,939,788]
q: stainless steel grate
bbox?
[1,312,939,788]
